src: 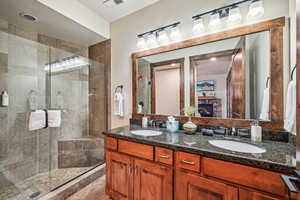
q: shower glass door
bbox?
[47,47,106,191]
[0,25,106,200]
[0,28,52,199]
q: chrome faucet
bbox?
[149,120,163,128]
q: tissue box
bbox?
[166,121,179,133]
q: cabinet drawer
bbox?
[203,158,288,197]
[176,152,200,172]
[106,137,118,151]
[155,147,173,165]
[119,140,154,160]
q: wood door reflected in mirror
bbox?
[137,58,184,116]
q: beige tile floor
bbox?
[66,176,110,200]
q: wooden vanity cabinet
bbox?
[134,159,173,200]
[106,151,133,200]
[176,168,238,200]
[105,137,289,200]
[239,189,280,200]
[105,139,173,200]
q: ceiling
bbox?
[78,0,160,22]
[195,55,233,76]
[0,0,106,46]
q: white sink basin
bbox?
[131,130,162,137]
[209,140,266,154]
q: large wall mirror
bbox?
[132,17,286,130]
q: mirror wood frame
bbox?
[132,17,286,131]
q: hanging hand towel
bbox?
[28,110,46,131]
[114,92,124,117]
[259,87,270,121]
[48,110,62,127]
[284,80,296,133]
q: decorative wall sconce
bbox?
[192,0,264,35]
[136,0,265,50]
[136,22,181,50]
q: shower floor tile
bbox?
[0,167,91,200]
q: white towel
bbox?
[284,80,296,133]
[114,92,124,117]
[259,87,270,121]
[48,110,62,127]
[28,110,46,131]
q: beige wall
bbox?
[110,0,290,128]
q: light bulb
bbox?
[209,12,222,31]
[247,0,264,21]
[227,6,242,26]
[157,30,169,46]
[169,26,182,42]
[146,33,158,49]
[137,36,147,50]
[210,57,217,61]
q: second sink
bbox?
[209,140,266,154]
[131,130,162,137]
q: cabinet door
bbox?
[239,189,281,200]
[106,151,133,200]
[134,159,173,200]
[176,169,238,200]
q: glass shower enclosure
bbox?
[0,27,106,200]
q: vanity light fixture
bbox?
[44,56,89,73]
[247,0,265,21]
[192,0,264,36]
[193,17,205,36]
[157,29,170,46]
[227,6,242,26]
[137,36,147,50]
[146,33,159,49]
[136,22,180,50]
[169,26,182,42]
[208,12,222,31]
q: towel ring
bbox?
[266,77,270,88]
[115,85,123,93]
[291,65,297,80]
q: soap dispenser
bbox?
[251,120,262,142]
[1,91,9,107]
[142,114,148,128]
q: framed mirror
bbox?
[132,17,286,130]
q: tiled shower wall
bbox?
[137,58,151,114]
[0,17,105,188]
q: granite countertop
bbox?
[102,125,296,174]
